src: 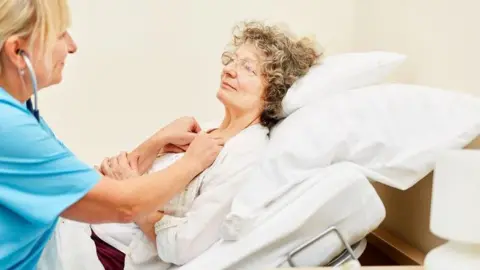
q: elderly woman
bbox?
[88,21,321,270]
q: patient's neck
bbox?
[210,108,260,141]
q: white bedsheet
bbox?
[174,162,385,269]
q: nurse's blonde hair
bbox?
[0,0,71,73]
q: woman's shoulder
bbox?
[224,124,270,155]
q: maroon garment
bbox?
[90,230,126,270]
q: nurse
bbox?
[0,0,223,269]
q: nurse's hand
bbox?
[162,144,188,153]
[101,152,140,180]
[183,133,224,172]
[129,116,201,174]
[158,116,202,148]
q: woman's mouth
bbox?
[221,81,236,91]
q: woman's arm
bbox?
[128,150,260,266]
[136,211,164,241]
[61,132,223,224]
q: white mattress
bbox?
[175,162,386,269]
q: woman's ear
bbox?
[2,36,27,69]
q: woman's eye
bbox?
[221,54,234,65]
[222,58,230,65]
[244,63,256,74]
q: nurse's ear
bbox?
[1,35,28,70]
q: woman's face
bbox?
[34,31,78,88]
[2,30,77,92]
[216,43,266,116]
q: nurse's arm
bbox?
[61,134,221,224]
[128,117,202,175]
[126,131,167,175]
[61,156,197,223]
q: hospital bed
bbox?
[49,162,385,270]
[174,162,386,269]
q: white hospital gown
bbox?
[93,123,269,270]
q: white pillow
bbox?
[229,83,480,224]
[273,84,480,191]
[282,51,406,116]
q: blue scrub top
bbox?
[0,88,101,269]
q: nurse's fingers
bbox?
[171,132,197,146]
[206,133,225,143]
[128,153,140,172]
[211,137,226,146]
[100,158,108,171]
[94,165,104,176]
[191,119,202,133]
[101,158,113,176]
[110,155,119,169]
[163,144,186,153]
[117,152,129,168]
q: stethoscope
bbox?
[19,50,40,122]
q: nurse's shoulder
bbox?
[0,88,58,159]
[0,87,31,116]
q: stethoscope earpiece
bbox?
[18,50,40,122]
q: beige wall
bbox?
[41,0,356,164]
[352,0,480,253]
[352,0,480,95]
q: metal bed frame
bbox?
[278,226,365,268]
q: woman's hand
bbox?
[100,152,140,180]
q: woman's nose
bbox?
[222,63,237,78]
[65,32,78,54]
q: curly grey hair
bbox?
[229,21,323,128]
